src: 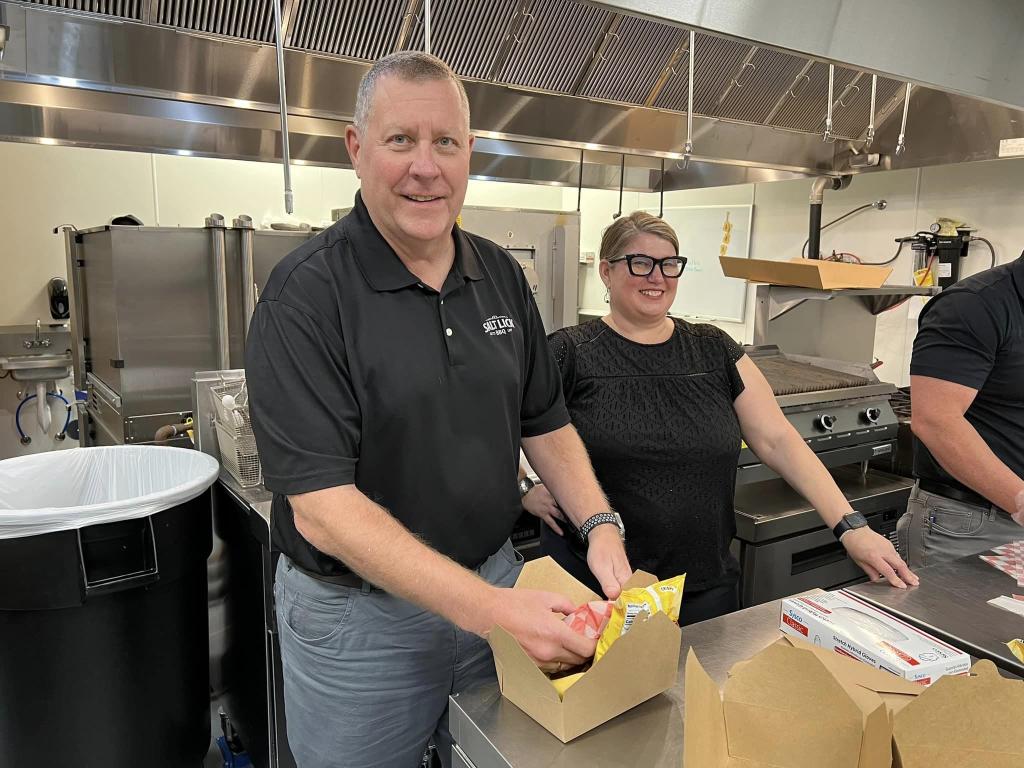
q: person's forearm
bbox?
[914,416,1024,512]
[290,486,496,634]
[522,425,609,527]
[756,428,852,528]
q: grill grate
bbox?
[752,355,870,397]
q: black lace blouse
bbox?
[549,317,746,590]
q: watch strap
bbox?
[579,512,620,541]
[832,511,868,540]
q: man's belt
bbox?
[291,561,369,589]
[918,478,990,509]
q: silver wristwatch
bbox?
[577,512,625,545]
[518,477,535,498]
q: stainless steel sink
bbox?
[0,322,73,382]
[0,351,74,382]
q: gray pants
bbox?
[897,482,1023,569]
[274,541,524,768]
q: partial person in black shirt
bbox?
[523,212,917,625]
[900,252,1024,568]
[245,52,629,768]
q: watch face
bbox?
[847,512,868,528]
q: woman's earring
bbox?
[603,286,610,303]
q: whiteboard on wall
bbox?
[642,205,753,323]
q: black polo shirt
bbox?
[245,193,570,576]
[911,253,1024,496]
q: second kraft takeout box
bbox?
[685,634,1024,768]
[720,255,892,289]
[487,556,681,742]
[684,634,923,768]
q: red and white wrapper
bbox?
[563,600,613,640]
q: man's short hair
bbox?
[354,51,470,131]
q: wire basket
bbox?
[209,379,262,488]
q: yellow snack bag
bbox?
[594,574,685,662]
[1008,638,1024,664]
[550,671,586,699]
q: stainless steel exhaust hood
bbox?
[0,0,1021,191]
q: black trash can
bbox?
[0,445,220,768]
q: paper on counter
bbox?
[987,595,1024,618]
[979,540,1024,586]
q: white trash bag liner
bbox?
[0,446,220,540]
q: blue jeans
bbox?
[897,482,1023,569]
[275,540,523,768]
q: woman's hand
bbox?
[522,483,566,536]
[841,527,919,589]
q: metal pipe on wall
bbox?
[206,214,231,370]
[233,215,257,340]
[807,176,846,260]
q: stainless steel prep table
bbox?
[845,550,1024,678]
[448,594,796,768]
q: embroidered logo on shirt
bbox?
[482,314,516,337]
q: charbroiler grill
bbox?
[733,345,914,607]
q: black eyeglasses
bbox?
[607,253,687,278]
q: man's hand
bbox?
[586,525,632,600]
[841,528,919,589]
[522,483,566,536]
[484,588,596,673]
[1013,488,1024,526]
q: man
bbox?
[245,52,631,768]
[901,252,1024,568]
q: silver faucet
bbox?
[24,319,53,349]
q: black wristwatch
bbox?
[518,477,535,499]
[577,512,625,545]
[832,511,868,540]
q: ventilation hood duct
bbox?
[0,0,1021,191]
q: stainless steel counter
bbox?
[218,473,272,534]
[449,594,800,768]
[846,550,1024,678]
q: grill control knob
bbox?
[862,407,882,424]
[815,414,836,432]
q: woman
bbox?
[523,211,917,625]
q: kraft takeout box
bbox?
[720,255,893,289]
[488,556,681,743]
[684,634,922,768]
[685,635,1024,768]
[893,659,1024,768]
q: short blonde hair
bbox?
[599,211,679,261]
